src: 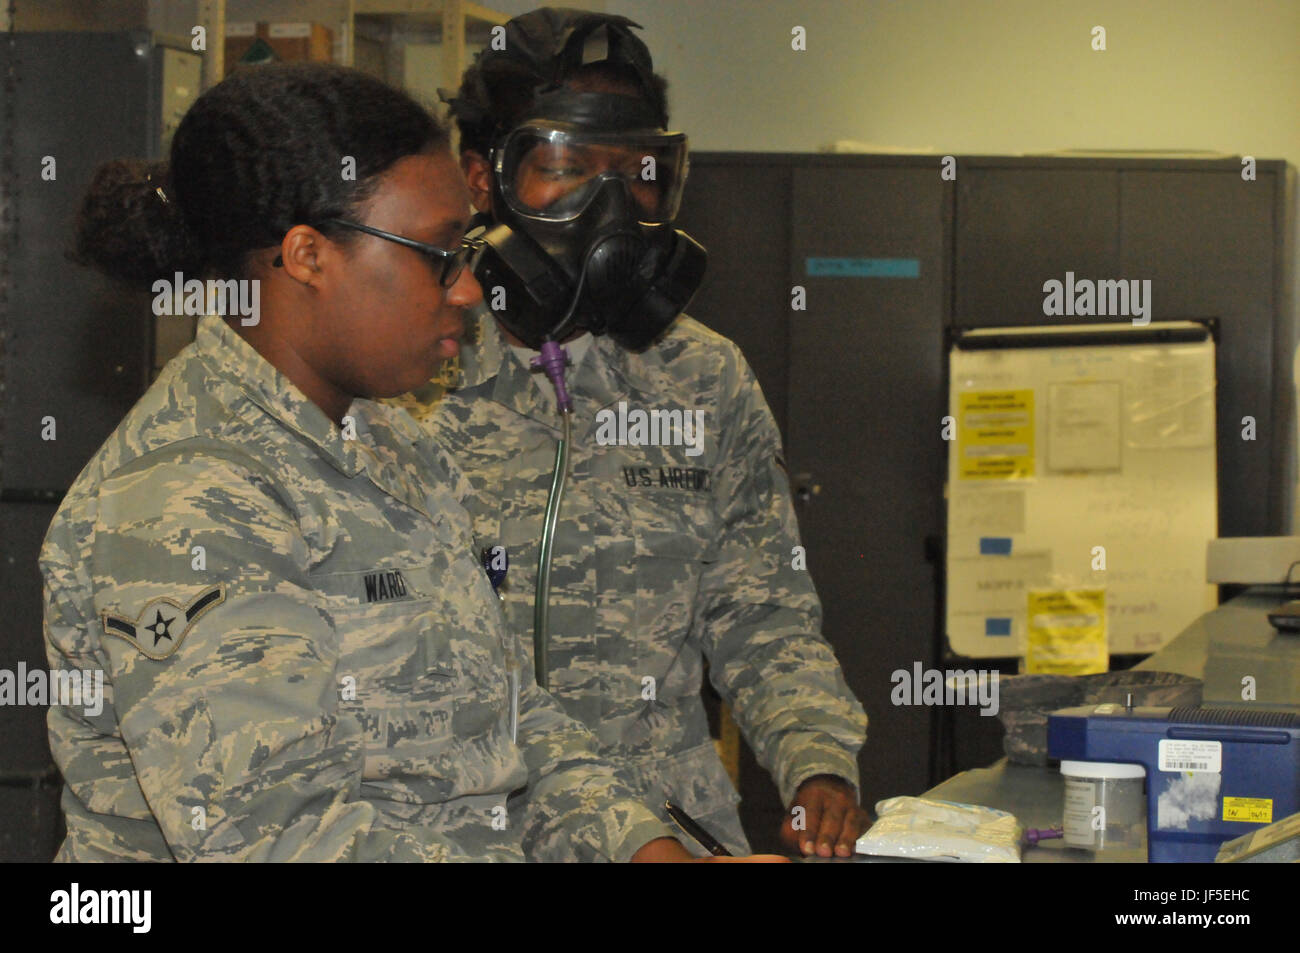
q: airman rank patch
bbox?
[101,586,225,660]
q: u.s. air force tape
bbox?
[101,586,225,660]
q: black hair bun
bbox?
[71,158,202,286]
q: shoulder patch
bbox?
[101,586,225,660]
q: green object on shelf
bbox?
[239,37,278,65]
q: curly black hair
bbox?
[73,63,448,285]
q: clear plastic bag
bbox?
[855,796,1023,863]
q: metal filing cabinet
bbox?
[0,31,201,862]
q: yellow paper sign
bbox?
[1223,797,1273,824]
[958,390,1035,480]
[1026,589,1107,674]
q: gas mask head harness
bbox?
[468,87,707,351]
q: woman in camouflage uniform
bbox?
[41,63,711,862]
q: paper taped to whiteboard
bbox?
[1026,589,1108,675]
[949,489,1027,534]
[1127,348,1214,448]
[957,390,1035,480]
[1048,380,1121,472]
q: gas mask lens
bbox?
[497,124,688,224]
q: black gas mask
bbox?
[468,91,706,351]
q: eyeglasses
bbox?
[270,219,474,288]
[325,219,474,288]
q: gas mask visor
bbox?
[495,122,689,225]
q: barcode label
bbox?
[1159,739,1221,773]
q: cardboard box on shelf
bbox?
[224,22,333,77]
[265,23,333,65]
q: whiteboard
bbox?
[946,322,1218,666]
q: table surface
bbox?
[908,586,1300,863]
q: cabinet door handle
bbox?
[791,472,821,505]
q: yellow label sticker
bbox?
[1223,797,1273,823]
[1026,589,1107,675]
[958,390,1035,480]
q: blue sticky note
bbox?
[986,618,1012,637]
[805,257,921,278]
[979,537,1013,555]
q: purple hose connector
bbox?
[1025,827,1064,845]
[532,341,573,414]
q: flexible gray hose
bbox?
[532,409,572,691]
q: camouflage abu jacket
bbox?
[41,314,676,862]
[391,309,868,852]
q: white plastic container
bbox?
[1061,760,1146,850]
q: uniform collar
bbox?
[455,307,678,436]
[192,314,370,478]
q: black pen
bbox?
[664,800,732,857]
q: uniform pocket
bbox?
[631,490,710,620]
[627,504,712,722]
[310,565,507,797]
[653,743,742,818]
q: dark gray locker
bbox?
[0,32,196,862]
[955,167,1120,326]
[677,160,793,436]
[0,31,185,495]
[0,501,63,862]
[785,163,950,814]
[1120,169,1282,535]
[0,787,63,863]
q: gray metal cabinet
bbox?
[0,31,200,862]
[1119,169,1283,535]
[955,167,1120,326]
[675,160,793,434]
[786,163,949,818]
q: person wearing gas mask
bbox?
[394,8,869,859]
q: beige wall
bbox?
[609,0,1299,158]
